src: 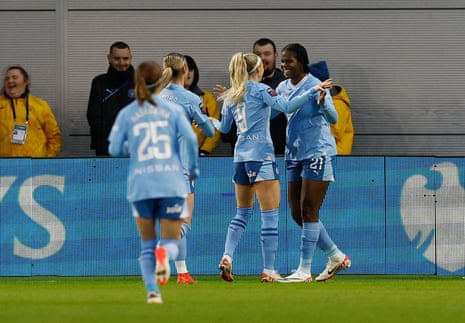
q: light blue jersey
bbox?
[108,96,199,202]
[217,80,316,162]
[276,74,338,161]
[159,83,214,168]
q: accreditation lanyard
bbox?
[10,95,29,145]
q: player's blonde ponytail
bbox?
[219,53,261,105]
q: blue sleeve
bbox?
[262,87,316,113]
[108,110,129,157]
[177,111,200,178]
[320,90,338,124]
[189,100,215,137]
[270,108,282,119]
[197,116,215,137]
[216,102,234,134]
[211,118,221,130]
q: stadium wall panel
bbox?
[1,157,464,276]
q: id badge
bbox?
[11,124,28,144]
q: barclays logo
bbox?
[401,161,465,272]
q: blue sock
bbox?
[176,223,191,261]
[317,220,335,251]
[300,222,320,273]
[317,220,340,258]
[158,239,179,260]
[261,208,279,271]
[139,238,159,293]
[223,207,253,258]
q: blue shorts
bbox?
[286,155,336,182]
[233,160,279,185]
[132,197,187,220]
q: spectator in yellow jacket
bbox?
[330,85,354,155]
[0,65,62,157]
[310,61,354,155]
[184,55,221,156]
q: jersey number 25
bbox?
[134,121,171,162]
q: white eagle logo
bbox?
[400,162,465,272]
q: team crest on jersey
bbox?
[267,88,277,97]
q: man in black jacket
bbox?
[253,38,287,155]
[87,41,135,156]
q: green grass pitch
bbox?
[1,275,464,322]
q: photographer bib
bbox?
[11,123,28,144]
[9,94,30,145]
